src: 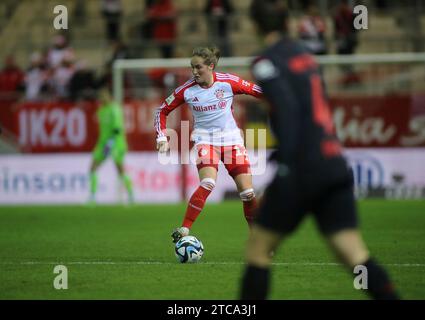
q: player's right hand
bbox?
[157,141,170,153]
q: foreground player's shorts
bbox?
[256,170,358,236]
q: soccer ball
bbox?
[175,235,204,263]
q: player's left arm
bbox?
[228,74,263,98]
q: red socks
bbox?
[240,188,258,228]
[182,186,212,229]
[182,183,258,230]
[243,197,258,227]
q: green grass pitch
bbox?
[0,200,424,299]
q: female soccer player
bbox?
[89,88,134,205]
[240,0,399,300]
[154,46,263,242]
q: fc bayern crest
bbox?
[199,148,208,156]
[215,89,224,99]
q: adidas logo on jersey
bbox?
[193,97,199,102]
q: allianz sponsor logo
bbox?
[347,154,384,189]
[192,104,218,112]
[0,167,88,194]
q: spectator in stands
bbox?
[101,0,123,42]
[139,0,155,41]
[96,62,132,98]
[24,52,49,101]
[204,0,234,57]
[146,0,177,58]
[74,0,87,24]
[298,2,328,55]
[147,67,177,97]
[333,0,360,85]
[69,60,97,101]
[49,52,76,100]
[334,0,358,55]
[374,0,389,10]
[95,41,129,95]
[46,34,75,69]
[107,40,129,66]
[96,63,113,92]
[0,55,24,102]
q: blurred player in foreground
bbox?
[154,46,263,243]
[240,0,400,300]
[88,88,134,205]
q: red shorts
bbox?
[195,144,251,178]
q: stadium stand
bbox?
[0,0,423,71]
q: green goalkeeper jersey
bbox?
[96,102,127,148]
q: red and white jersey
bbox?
[154,72,262,146]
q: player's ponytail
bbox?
[192,46,221,69]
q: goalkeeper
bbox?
[88,88,134,204]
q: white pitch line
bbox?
[0,261,424,267]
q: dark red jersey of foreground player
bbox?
[251,36,348,181]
